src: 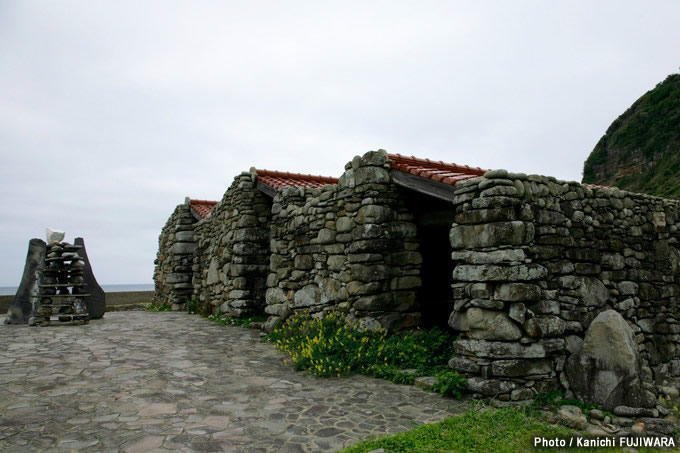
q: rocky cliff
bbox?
[582,74,680,198]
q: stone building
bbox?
[155,150,680,408]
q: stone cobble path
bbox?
[0,312,468,452]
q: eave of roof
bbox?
[189,199,218,219]
[255,169,339,190]
[387,153,488,186]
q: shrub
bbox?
[266,311,466,397]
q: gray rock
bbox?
[566,310,643,410]
[452,264,547,282]
[589,409,604,420]
[557,405,588,429]
[465,307,522,340]
[484,169,509,179]
[508,303,526,323]
[453,339,562,359]
[494,283,541,302]
[466,377,517,395]
[490,359,551,377]
[523,316,566,338]
[293,285,321,307]
[172,242,197,255]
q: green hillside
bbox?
[582,73,680,198]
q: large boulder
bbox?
[566,310,643,410]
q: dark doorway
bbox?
[419,224,455,329]
[400,189,456,330]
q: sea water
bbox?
[0,283,154,295]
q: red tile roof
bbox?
[256,169,339,189]
[189,199,218,219]
[387,153,488,186]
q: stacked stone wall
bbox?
[193,172,272,316]
[153,203,197,310]
[447,170,680,404]
[264,152,422,331]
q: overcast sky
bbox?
[1,1,678,286]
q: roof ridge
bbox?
[255,168,339,184]
[189,199,218,205]
[387,153,488,176]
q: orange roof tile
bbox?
[189,199,218,219]
[387,153,488,186]
[256,169,339,190]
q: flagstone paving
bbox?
[0,311,468,452]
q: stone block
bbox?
[172,242,197,255]
[529,300,560,315]
[265,287,288,305]
[523,316,566,338]
[448,356,481,374]
[490,359,551,377]
[450,221,530,249]
[452,264,547,282]
[453,338,562,359]
[353,293,392,311]
[294,254,314,270]
[455,207,517,224]
[508,303,526,323]
[353,224,383,240]
[451,308,522,341]
[388,251,423,266]
[316,228,336,244]
[336,216,354,232]
[175,231,195,242]
[494,283,541,302]
[350,264,390,282]
[480,185,518,198]
[389,276,421,290]
[166,273,190,284]
[466,377,517,396]
[450,249,525,264]
[470,283,493,299]
[354,165,390,185]
[355,205,392,224]
[469,299,504,310]
[293,285,321,307]
[327,255,345,271]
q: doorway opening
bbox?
[400,189,456,331]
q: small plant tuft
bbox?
[431,370,467,399]
[207,312,268,328]
[146,300,172,312]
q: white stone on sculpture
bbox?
[46,228,65,244]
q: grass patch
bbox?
[265,311,466,397]
[341,405,580,453]
[207,312,268,328]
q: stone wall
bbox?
[447,169,680,405]
[153,202,197,310]
[193,172,272,316]
[155,151,680,408]
[264,152,422,332]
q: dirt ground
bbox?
[0,291,154,314]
